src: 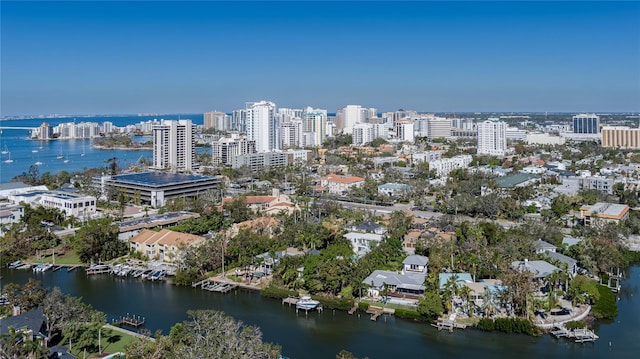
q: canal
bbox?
[1,266,639,358]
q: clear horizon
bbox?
[1,1,639,116]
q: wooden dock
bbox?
[52,266,62,272]
[551,326,598,343]
[348,304,359,315]
[67,265,78,272]
[204,281,237,293]
[432,316,467,332]
[282,297,298,306]
[113,315,145,328]
[366,306,384,321]
[86,265,112,275]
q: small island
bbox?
[92,135,152,150]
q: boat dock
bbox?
[432,315,467,332]
[281,296,323,314]
[348,304,358,315]
[86,265,112,275]
[193,278,238,293]
[551,326,599,343]
[112,314,145,328]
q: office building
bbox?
[601,126,640,149]
[101,172,222,208]
[246,101,278,152]
[152,119,195,172]
[573,114,600,134]
[477,119,507,156]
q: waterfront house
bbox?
[0,308,48,348]
[129,229,204,263]
[511,259,560,280]
[362,255,430,298]
[542,251,579,278]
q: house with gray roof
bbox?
[346,220,387,235]
[543,251,578,277]
[562,236,583,248]
[532,239,557,254]
[0,308,47,345]
[402,254,428,274]
[362,255,429,298]
[511,259,560,279]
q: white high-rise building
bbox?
[341,105,363,134]
[395,120,415,142]
[303,107,327,147]
[352,123,374,146]
[477,119,507,156]
[246,101,278,152]
[212,134,256,165]
[280,119,303,148]
[152,119,194,172]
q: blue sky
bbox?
[1,1,639,115]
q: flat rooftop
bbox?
[109,172,218,188]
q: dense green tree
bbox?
[0,279,47,316]
[417,292,444,319]
[72,218,127,263]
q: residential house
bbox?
[222,189,299,216]
[129,229,204,263]
[320,173,365,195]
[543,251,579,277]
[532,239,557,254]
[253,247,304,274]
[0,308,48,347]
[230,216,281,238]
[346,220,387,235]
[362,255,429,298]
[438,273,474,290]
[562,236,583,248]
[345,232,384,257]
[377,183,412,197]
[579,202,630,226]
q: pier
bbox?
[431,315,467,332]
[550,326,599,343]
[112,314,145,328]
[193,278,238,293]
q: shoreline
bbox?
[92,145,152,151]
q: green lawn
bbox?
[62,327,137,358]
[30,251,83,266]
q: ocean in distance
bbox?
[0,114,203,182]
[0,265,638,358]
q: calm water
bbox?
[0,115,203,182]
[1,266,638,358]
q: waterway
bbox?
[1,266,638,358]
[0,114,203,182]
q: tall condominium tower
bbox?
[204,111,229,131]
[152,119,194,172]
[246,101,278,152]
[477,119,507,156]
[573,114,600,134]
[303,107,328,147]
[395,120,415,142]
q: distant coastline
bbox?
[92,145,152,151]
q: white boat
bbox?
[32,149,38,153]
[63,155,69,163]
[295,295,320,310]
[1,145,8,155]
[35,161,43,166]
[4,152,13,163]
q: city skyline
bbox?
[1,1,639,116]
